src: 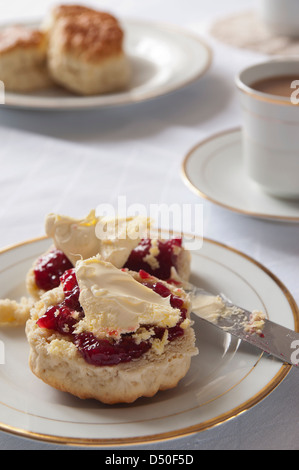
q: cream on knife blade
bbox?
[190,286,299,367]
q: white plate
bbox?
[0,236,297,446]
[1,19,212,110]
[182,128,299,222]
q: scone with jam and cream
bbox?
[26,210,191,301]
[25,256,198,404]
[0,211,190,328]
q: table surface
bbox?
[0,0,298,450]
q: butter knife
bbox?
[189,286,299,368]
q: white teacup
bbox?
[236,60,299,199]
[258,0,299,37]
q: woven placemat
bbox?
[209,10,299,56]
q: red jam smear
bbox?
[34,249,73,291]
[35,238,182,293]
[146,280,186,341]
[124,238,182,280]
[74,332,152,366]
[36,269,186,366]
[37,269,83,335]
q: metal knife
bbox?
[188,285,299,368]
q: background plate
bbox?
[1,19,212,110]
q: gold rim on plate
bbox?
[182,127,299,222]
[0,236,297,446]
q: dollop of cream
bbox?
[74,256,182,339]
[45,210,150,267]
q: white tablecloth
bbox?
[0,0,298,450]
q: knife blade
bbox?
[188,285,299,368]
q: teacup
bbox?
[236,60,299,199]
[258,0,299,37]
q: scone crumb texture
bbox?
[0,297,33,326]
[47,338,77,358]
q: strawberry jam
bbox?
[36,269,186,367]
[124,238,182,280]
[148,281,186,341]
[74,332,151,366]
[37,269,83,335]
[35,238,182,293]
[34,249,73,291]
[37,305,80,335]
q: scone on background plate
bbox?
[25,256,198,404]
[42,3,101,30]
[45,4,131,95]
[0,25,52,92]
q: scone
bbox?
[43,4,100,30]
[26,211,191,301]
[45,5,130,95]
[0,25,52,92]
[25,256,198,404]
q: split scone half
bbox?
[26,256,198,404]
[45,4,131,95]
[26,210,191,302]
[0,25,52,92]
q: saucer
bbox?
[182,128,299,222]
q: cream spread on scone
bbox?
[45,210,150,267]
[74,256,184,340]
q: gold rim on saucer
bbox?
[182,127,299,222]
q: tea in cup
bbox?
[236,60,299,199]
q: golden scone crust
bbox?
[26,279,198,404]
[48,4,101,20]
[56,13,124,62]
[46,4,124,61]
[46,4,106,22]
[46,5,130,95]
[0,26,46,55]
